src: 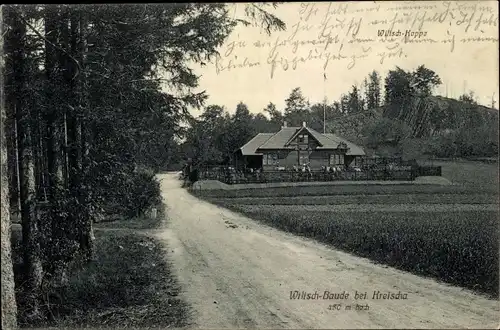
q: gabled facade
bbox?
[233,122,365,171]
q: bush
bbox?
[122,169,162,218]
[363,118,411,149]
[424,134,458,158]
[399,138,428,159]
[99,167,162,219]
[422,121,499,159]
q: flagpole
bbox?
[323,101,326,134]
[323,71,326,134]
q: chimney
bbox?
[282,121,287,128]
[302,121,306,127]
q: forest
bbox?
[181,66,499,168]
[0,4,285,328]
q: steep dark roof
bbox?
[285,126,323,147]
[323,133,365,156]
[238,126,365,156]
[258,127,298,149]
[239,133,274,156]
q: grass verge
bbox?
[12,204,190,328]
[207,193,498,205]
[190,183,497,199]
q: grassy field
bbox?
[192,182,496,199]
[193,160,499,298]
[207,193,497,205]
[204,199,499,298]
[420,159,498,191]
[11,207,190,328]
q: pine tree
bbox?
[1,6,19,328]
[367,70,381,110]
[5,6,44,320]
[347,85,361,113]
[2,3,286,322]
[284,87,309,126]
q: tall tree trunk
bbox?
[5,107,20,214]
[4,13,20,218]
[59,10,70,192]
[37,110,48,202]
[73,8,94,260]
[44,7,67,271]
[65,10,82,249]
[8,7,43,320]
[1,7,19,329]
[32,109,42,201]
[33,111,46,201]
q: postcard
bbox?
[1,2,498,329]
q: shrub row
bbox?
[192,184,492,199]
[209,193,497,206]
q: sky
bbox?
[181,1,499,117]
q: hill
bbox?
[326,95,499,158]
[325,107,383,146]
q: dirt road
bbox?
[155,173,499,329]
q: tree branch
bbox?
[16,11,83,80]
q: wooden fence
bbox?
[198,168,418,184]
[195,160,442,185]
[226,170,414,184]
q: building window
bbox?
[329,154,344,165]
[297,134,308,144]
[263,153,278,166]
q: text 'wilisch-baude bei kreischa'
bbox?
[289,290,409,300]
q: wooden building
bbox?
[233,122,366,171]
